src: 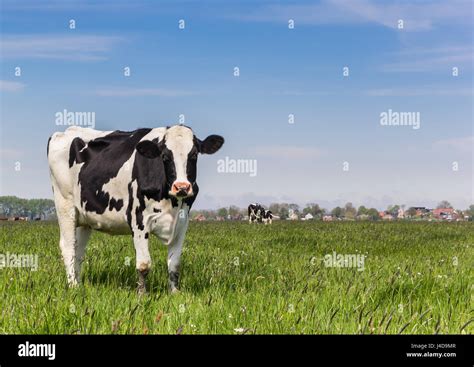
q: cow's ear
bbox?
[136,140,161,159]
[198,135,224,154]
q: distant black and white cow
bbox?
[248,203,264,223]
[248,204,273,225]
[47,125,224,294]
[262,210,273,225]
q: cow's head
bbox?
[136,125,224,199]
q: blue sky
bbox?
[0,0,472,210]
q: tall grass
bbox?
[0,221,472,334]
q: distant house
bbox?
[397,208,405,219]
[413,207,430,217]
[303,213,314,221]
[323,215,333,222]
[432,208,456,220]
[193,214,207,222]
[287,209,299,220]
[288,212,299,221]
[380,211,394,220]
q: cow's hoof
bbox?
[170,288,180,295]
[137,286,147,296]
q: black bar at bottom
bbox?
[0,335,471,363]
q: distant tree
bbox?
[0,196,56,219]
[278,203,290,219]
[357,206,368,216]
[269,203,280,214]
[228,205,240,217]
[366,208,380,221]
[344,202,357,219]
[217,207,228,218]
[303,203,324,219]
[437,201,453,209]
[331,206,343,218]
[465,205,474,221]
[387,205,400,216]
[406,207,417,217]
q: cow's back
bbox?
[48,126,112,199]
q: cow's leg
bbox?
[167,220,189,294]
[57,206,78,287]
[133,231,151,295]
[74,226,91,282]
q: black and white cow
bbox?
[248,204,273,225]
[262,210,273,225]
[248,203,264,223]
[47,125,224,294]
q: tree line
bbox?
[0,196,56,220]
[192,201,474,221]
[2,196,473,222]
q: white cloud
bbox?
[434,136,474,153]
[0,80,25,92]
[381,45,474,72]
[233,0,472,31]
[0,35,125,61]
[94,87,195,97]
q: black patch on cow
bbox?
[161,145,177,189]
[69,137,87,167]
[74,128,152,215]
[130,137,168,230]
[144,232,149,239]
[109,198,124,211]
[126,182,134,228]
[184,183,198,208]
[186,146,198,183]
[47,136,51,157]
[135,206,145,231]
[153,208,161,213]
[169,270,179,290]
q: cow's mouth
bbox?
[169,190,194,199]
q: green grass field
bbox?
[1,221,473,334]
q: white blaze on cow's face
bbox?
[164,126,195,198]
[157,125,224,199]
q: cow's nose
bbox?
[172,182,192,197]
